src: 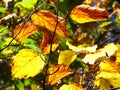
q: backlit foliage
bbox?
[0,0,120,90]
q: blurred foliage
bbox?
[0,0,120,90]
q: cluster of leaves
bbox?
[1,0,120,90]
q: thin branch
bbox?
[0,0,47,52]
[43,0,60,90]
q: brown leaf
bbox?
[46,64,71,85]
[40,28,59,54]
[14,22,40,41]
[70,4,109,23]
[31,10,68,38]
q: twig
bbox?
[43,0,60,90]
[0,0,47,52]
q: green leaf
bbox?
[0,7,6,13]
[24,79,31,86]
[15,0,38,9]
[0,25,9,36]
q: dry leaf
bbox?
[14,22,40,41]
[58,50,77,66]
[31,10,68,37]
[11,49,45,79]
[59,83,84,90]
[46,64,71,85]
[70,4,109,23]
[40,28,59,54]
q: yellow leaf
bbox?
[102,43,118,56]
[95,79,110,90]
[82,51,105,64]
[58,50,77,66]
[115,45,120,62]
[59,83,84,90]
[95,60,120,89]
[14,22,40,41]
[82,43,118,64]
[70,4,108,24]
[31,10,68,38]
[40,28,59,54]
[66,41,97,53]
[46,64,71,85]
[11,49,45,79]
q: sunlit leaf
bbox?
[59,83,84,90]
[58,50,77,66]
[102,43,118,56]
[11,49,45,79]
[66,41,97,53]
[116,45,120,62]
[40,28,59,54]
[15,0,37,9]
[82,43,118,64]
[14,22,39,41]
[46,64,71,85]
[95,61,120,89]
[31,10,68,37]
[95,78,110,90]
[70,4,109,24]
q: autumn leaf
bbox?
[70,4,109,24]
[31,10,68,37]
[66,41,97,53]
[46,64,71,85]
[82,43,118,64]
[59,83,84,90]
[58,50,77,66]
[115,45,120,62]
[14,22,40,41]
[40,28,59,54]
[11,49,45,79]
[95,61,120,89]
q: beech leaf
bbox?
[66,41,97,53]
[46,64,71,85]
[11,49,45,79]
[40,28,59,54]
[14,22,39,41]
[82,43,118,64]
[59,83,84,90]
[58,50,77,66]
[70,4,109,23]
[31,10,68,37]
[95,61,120,89]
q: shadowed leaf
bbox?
[58,50,77,66]
[40,28,59,54]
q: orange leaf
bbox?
[40,28,59,54]
[14,22,40,41]
[31,10,68,38]
[46,64,71,85]
[70,4,109,23]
